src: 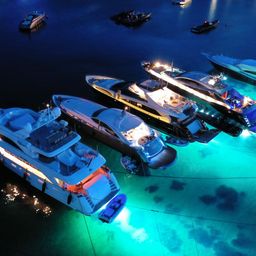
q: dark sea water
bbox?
[1,1,256,255]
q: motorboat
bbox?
[19,11,46,31]
[53,95,177,169]
[191,20,219,34]
[111,10,151,27]
[85,75,220,143]
[203,53,256,84]
[143,61,256,134]
[173,0,192,6]
[98,194,127,223]
[0,106,120,215]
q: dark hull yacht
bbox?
[143,61,256,135]
[85,75,220,143]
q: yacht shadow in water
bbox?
[199,185,246,211]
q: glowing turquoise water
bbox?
[0,0,256,255]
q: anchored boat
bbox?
[19,11,47,31]
[53,95,177,169]
[0,107,120,215]
[142,61,256,135]
[85,75,220,143]
[203,53,256,84]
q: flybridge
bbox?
[143,62,232,111]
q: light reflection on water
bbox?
[0,183,52,217]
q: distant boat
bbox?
[19,11,46,31]
[111,10,151,27]
[191,20,219,34]
[203,53,256,84]
[53,95,177,169]
[173,0,192,6]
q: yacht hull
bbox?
[203,53,256,85]
[0,143,119,215]
[164,79,244,136]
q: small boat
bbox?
[111,10,151,27]
[19,11,46,31]
[53,95,177,169]
[173,0,192,6]
[191,20,219,34]
[203,53,256,84]
[98,194,127,223]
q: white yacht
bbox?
[53,95,177,169]
[203,53,256,84]
[85,75,219,143]
[0,107,120,215]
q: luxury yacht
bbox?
[19,11,46,31]
[85,75,220,143]
[203,53,256,84]
[53,95,177,169]
[143,61,256,134]
[0,107,120,215]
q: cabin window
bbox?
[38,154,55,163]
[96,87,113,97]
[1,136,20,149]
[100,123,119,137]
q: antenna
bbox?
[46,103,50,117]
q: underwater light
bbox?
[241,129,251,137]
[114,207,130,223]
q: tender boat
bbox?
[203,53,256,84]
[191,20,219,34]
[142,61,256,134]
[173,0,192,6]
[111,10,151,27]
[0,107,120,215]
[19,11,46,31]
[98,194,127,223]
[85,75,220,143]
[53,95,177,169]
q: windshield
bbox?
[121,122,151,144]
